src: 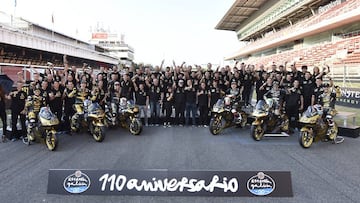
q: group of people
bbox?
[0,60,339,142]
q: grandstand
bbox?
[216,0,360,83]
[0,12,119,81]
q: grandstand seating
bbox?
[246,35,360,67]
[243,0,360,66]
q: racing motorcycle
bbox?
[209,95,248,135]
[71,99,106,142]
[23,106,59,151]
[117,97,143,135]
[298,104,339,148]
[250,98,289,141]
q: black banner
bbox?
[337,87,360,108]
[47,169,293,197]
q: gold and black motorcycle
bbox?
[298,104,339,148]
[117,97,143,135]
[209,95,248,135]
[71,99,106,142]
[250,98,289,141]
[23,106,59,151]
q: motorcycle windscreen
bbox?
[254,100,267,112]
[304,106,319,118]
[39,107,55,120]
[88,102,103,114]
[213,99,224,109]
[38,107,59,125]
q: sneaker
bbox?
[179,124,183,127]
[163,125,167,128]
[11,138,17,142]
[155,124,160,127]
[167,124,171,128]
[204,125,208,128]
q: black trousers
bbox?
[198,105,209,125]
[51,106,62,123]
[242,88,251,105]
[63,105,75,131]
[0,107,6,136]
[11,111,26,139]
[285,105,299,129]
[163,102,172,124]
[174,102,185,125]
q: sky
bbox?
[1,0,241,66]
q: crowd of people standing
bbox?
[0,59,338,142]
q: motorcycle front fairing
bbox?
[252,100,268,118]
[38,107,59,127]
[212,99,225,113]
[88,102,105,119]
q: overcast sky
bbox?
[1,0,241,66]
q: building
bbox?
[0,11,119,81]
[216,0,360,76]
[89,27,134,66]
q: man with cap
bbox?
[173,79,186,126]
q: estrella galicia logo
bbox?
[63,170,91,194]
[247,172,275,196]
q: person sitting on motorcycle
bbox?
[108,81,122,117]
[74,80,91,116]
[318,83,336,128]
[25,88,46,136]
[225,81,243,123]
[263,82,285,116]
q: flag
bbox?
[51,13,54,24]
[14,0,17,7]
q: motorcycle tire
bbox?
[209,117,223,135]
[240,112,248,128]
[45,132,58,151]
[280,115,289,132]
[299,130,313,148]
[129,118,142,135]
[93,126,105,142]
[251,124,264,141]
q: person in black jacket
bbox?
[6,81,27,141]
[163,86,174,127]
[185,79,197,126]
[174,79,186,126]
[197,81,210,127]
[0,85,7,141]
[285,80,303,130]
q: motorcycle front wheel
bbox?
[129,118,142,135]
[70,115,80,133]
[209,115,223,135]
[251,124,264,141]
[45,131,58,151]
[299,130,313,148]
[92,125,105,142]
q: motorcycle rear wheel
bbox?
[299,130,313,148]
[129,118,142,135]
[251,124,264,141]
[93,126,105,142]
[240,112,248,128]
[45,132,58,151]
[209,116,223,135]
